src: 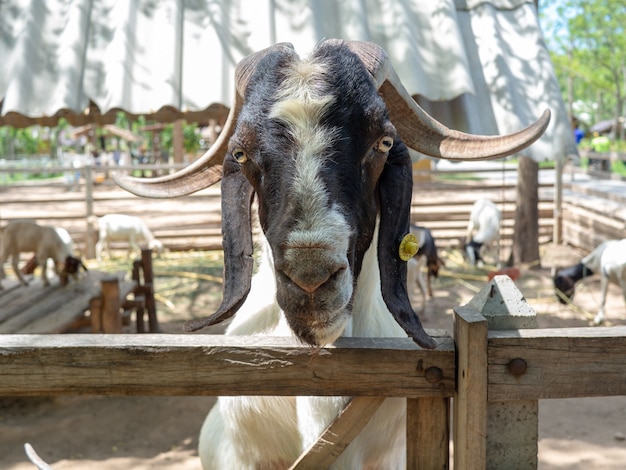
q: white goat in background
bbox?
[554,239,626,324]
[96,214,163,261]
[0,221,74,289]
[464,198,501,266]
[115,40,549,468]
[20,227,86,283]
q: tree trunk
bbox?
[511,156,540,268]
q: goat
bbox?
[20,227,87,286]
[0,221,75,289]
[464,198,501,266]
[407,225,442,306]
[95,214,163,261]
[115,40,549,468]
[554,239,626,325]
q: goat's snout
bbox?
[274,247,353,345]
[280,251,348,294]
[553,275,575,304]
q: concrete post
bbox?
[465,275,539,469]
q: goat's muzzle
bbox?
[553,276,575,304]
[60,255,89,286]
[275,248,353,346]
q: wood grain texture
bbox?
[407,397,450,469]
[290,397,385,469]
[0,333,455,397]
[453,306,488,470]
[488,326,626,401]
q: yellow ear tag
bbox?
[399,233,418,261]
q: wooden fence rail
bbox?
[0,164,224,257]
[2,161,625,257]
[0,334,455,397]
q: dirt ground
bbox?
[2,242,626,469]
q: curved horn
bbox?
[114,43,297,198]
[342,40,551,161]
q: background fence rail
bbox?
[2,161,625,258]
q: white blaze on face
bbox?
[268,57,354,345]
[269,58,352,251]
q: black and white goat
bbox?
[554,239,626,325]
[407,225,442,306]
[464,198,501,266]
[20,227,87,286]
[116,40,549,469]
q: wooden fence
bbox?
[3,276,625,469]
[410,164,556,252]
[0,164,224,258]
[1,159,625,257]
[0,162,557,258]
[560,151,626,252]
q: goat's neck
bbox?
[141,225,155,242]
[350,228,405,339]
[582,241,611,273]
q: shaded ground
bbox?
[2,241,626,469]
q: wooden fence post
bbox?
[554,156,563,245]
[465,275,539,469]
[101,277,122,333]
[407,396,450,469]
[453,305,488,470]
[84,164,96,259]
[140,248,159,332]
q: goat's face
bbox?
[553,262,591,304]
[224,46,398,344]
[427,258,444,279]
[114,40,550,350]
[60,255,88,286]
[149,239,164,255]
[553,273,575,304]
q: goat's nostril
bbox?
[283,264,346,294]
[293,279,326,294]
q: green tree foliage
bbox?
[540,0,626,139]
[541,1,625,134]
[0,127,41,156]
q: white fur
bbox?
[96,214,163,261]
[465,198,501,266]
[580,239,626,325]
[407,226,437,306]
[0,221,72,289]
[198,227,407,469]
[407,256,428,305]
[41,227,75,277]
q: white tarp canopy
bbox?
[0,0,577,161]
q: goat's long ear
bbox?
[377,141,437,349]
[341,39,550,161]
[183,159,255,332]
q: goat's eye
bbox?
[232,148,248,164]
[376,136,394,153]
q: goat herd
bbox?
[7,40,625,468]
[0,214,162,290]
